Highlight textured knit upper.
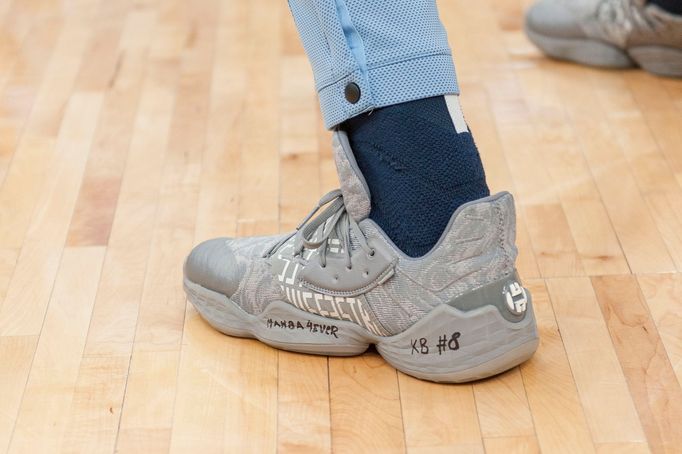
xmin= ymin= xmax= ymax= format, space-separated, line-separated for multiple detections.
xmin=528 ymin=0 xmax=682 ymax=48
xmin=184 ymin=191 xmax=518 ymax=337
xmin=183 ymin=132 xmax=516 ymax=337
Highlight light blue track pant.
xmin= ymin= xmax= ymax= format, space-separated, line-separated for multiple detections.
xmin=288 ymin=0 xmax=460 ymax=129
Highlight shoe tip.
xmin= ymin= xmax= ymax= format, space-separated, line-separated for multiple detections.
xmin=525 ymin=0 xmax=584 ymax=39
xmin=184 ymin=237 xmax=242 ymax=298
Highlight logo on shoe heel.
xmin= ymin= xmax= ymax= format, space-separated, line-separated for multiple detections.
xmin=504 ymin=281 xmax=528 ymax=316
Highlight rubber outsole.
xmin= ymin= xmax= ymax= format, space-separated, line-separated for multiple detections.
xmin=526 ymin=26 xmax=682 ymax=78
xmin=525 ymin=26 xmax=635 ymax=68
xmin=629 ymin=46 xmax=682 ymax=78
xmin=184 ymin=278 xmax=539 ymax=383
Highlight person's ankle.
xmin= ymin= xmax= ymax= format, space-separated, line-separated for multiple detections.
xmin=343 ymin=95 xmax=490 ymax=257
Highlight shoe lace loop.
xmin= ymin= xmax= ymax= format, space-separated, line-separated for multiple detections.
xmin=263 ymin=189 xmax=374 ymax=269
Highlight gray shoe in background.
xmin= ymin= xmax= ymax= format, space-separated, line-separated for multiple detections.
xmin=525 ymin=0 xmax=682 ymax=77
xmin=183 ymin=131 xmax=538 ymax=383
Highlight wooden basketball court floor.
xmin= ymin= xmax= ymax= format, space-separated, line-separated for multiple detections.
xmin=0 ymin=0 xmax=681 ymax=452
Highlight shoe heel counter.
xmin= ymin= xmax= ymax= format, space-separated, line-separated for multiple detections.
xmin=360 ymin=192 xmax=523 ymax=335
xmin=496 ymin=191 xmax=519 ymax=274
xmin=452 ymin=191 xmax=518 ymax=281
xmin=443 ymin=192 xmax=531 ymax=319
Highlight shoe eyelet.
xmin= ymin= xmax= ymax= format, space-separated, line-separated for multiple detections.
xmin=346 ymin=266 xmax=352 ymax=271
xmin=368 ymin=249 xmax=376 ymax=258
xmin=363 ymin=271 xmax=369 ymax=278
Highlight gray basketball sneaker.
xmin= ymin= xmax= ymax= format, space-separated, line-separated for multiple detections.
xmin=183 ymin=131 xmax=538 ymax=383
xmin=525 ymin=0 xmax=682 ymax=77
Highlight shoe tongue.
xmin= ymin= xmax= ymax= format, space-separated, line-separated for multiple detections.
xmin=332 ymin=130 xmax=371 ymax=222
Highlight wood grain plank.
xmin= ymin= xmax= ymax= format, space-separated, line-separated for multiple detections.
xmin=517 ymin=66 xmax=601 ymax=202
xmin=644 ymin=193 xmax=682 ymax=272
xmin=116 ymin=1 xmax=217 ymax=451
xmin=524 ymin=204 xmax=585 ymax=277
xmin=67 ymin=8 xmax=156 ymax=247
xmin=61 ymin=11 xmax=181 ymax=451
xmin=473 ymin=368 xmax=534 ymax=439
xmin=192 ymin=0 xmax=245 ymax=242
xmin=489 ymin=87 xmax=558 ymax=206
xmin=224 ymin=339 xmax=278 ymax=453
xmin=484 ymin=436 xmax=540 ymax=454
xmin=400 ymin=373 xmax=484 ymax=453
xmin=9 ymin=247 xmax=105 ymax=454
xmin=516 ymin=61 xmax=630 ymax=277
xmin=637 ymin=274 xmax=682 ymax=385
xmin=168 ymin=312 xmax=235 ymax=454
xmin=278 ymin=55 xmax=319 ymax=231
xmin=0 ymin=11 xmax=95 ymax=248
xmin=279 ymin=55 xmax=317 ymax=158
xmin=594 ymin=72 xmax=678 ymax=195
xmin=329 ymin=353 xmax=405 ymax=453
xmin=72 ymin=0 xmax=131 ymax=93
xmin=625 ymin=72 xmax=682 ymax=189
xmin=82 ymin=59 xmax=177 ymax=358
xmin=592 ymin=275 xmax=682 ymax=454
xmin=0 ymin=5 xmax=63 ymax=186
xmin=0 ymin=336 xmax=37 ymax=453
xmin=277 ymin=353 xmax=331 ymax=454
xmin=0 ymin=92 xmax=103 ymax=335
xmin=0 ymin=248 xmax=17 ymax=306
xmin=547 ymin=278 xmax=646 ymax=445
xmin=561 ymin=198 xmax=630 ymax=275
xmin=661 ymin=79 xmax=682 ymax=114
xmin=519 ymin=280 xmax=595 ymax=454
xmin=0 ymin=0 xmax=29 ymax=94
xmin=595 ymin=442 xmax=652 ymax=454
xmin=116 ymin=351 xmax=179 ymax=453
xmin=236 ymin=0 xmax=280 ymax=225
xmin=557 ymin=64 xmax=676 ymax=274
xmin=60 ymin=355 xmax=130 ymax=454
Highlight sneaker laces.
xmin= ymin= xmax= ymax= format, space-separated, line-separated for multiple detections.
xmin=596 ymin=0 xmax=663 ymax=45
xmin=263 ymin=189 xmax=375 ymax=269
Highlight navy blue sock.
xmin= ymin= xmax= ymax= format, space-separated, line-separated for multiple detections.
xmin=649 ymin=0 xmax=682 ymax=15
xmin=343 ymin=95 xmax=490 ymax=257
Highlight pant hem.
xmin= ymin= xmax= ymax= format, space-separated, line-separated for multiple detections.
xmin=318 ymin=53 xmax=460 ymax=129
